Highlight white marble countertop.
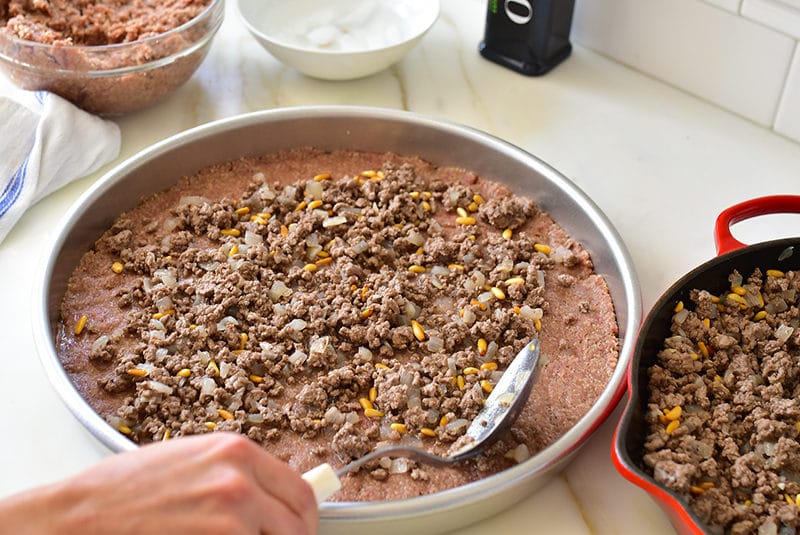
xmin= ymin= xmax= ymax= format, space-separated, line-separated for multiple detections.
xmin=3 ymin=1 xmax=800 ymax=533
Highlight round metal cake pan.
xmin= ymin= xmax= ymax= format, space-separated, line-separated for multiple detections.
xmin=33 ymin=106 xmax=642 ymax=534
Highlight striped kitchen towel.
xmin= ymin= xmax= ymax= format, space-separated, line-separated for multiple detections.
xmin=0 ymin=89 xmax=120 ymax=245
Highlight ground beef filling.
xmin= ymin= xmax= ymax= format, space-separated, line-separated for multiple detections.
xmin=644 ymin=267 xmax=800 ymax=534
xmin=1 ymin=0 xmax=211 ymax=46
xmin=59 ymin=148 xmax=619 ymax=501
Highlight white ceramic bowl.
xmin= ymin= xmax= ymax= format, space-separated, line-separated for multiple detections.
xmin=235 ymin=0 xmax=439 ymax=80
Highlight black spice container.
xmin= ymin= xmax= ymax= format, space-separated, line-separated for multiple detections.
xmin=479 ymin=0 xmax=575 ymax=76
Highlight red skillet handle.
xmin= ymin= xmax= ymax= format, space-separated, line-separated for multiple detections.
xmin=714 ymin=195 xmax=800 ymax=255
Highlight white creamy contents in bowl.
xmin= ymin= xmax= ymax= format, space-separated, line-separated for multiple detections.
xmin=269 ymin=0 xmax=416 ymax=51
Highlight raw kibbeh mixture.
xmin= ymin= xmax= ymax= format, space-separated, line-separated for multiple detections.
xmin=644 ymin=266 xmax=800 ymax=534
xmin=0 ymin=0 xmax=210 ymax=45
xmin=0 ymin=0 xmax=214 ymax=114
xmin=58 ymin=148 xmax=619 ymax=501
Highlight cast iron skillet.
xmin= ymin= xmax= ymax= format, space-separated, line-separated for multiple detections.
xmin=612 ymin=195 xmax=800 ymax=534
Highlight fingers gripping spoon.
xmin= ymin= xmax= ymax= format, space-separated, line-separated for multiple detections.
xmin=301 ymin=339 xmax=541 ymax=504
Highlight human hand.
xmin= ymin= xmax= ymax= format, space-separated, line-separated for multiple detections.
xmin=0 ymin=432 xmax=318 ymax=535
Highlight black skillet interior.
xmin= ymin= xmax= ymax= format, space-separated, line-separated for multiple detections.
xmin=616 ymin=238 xmax=800 ymax=492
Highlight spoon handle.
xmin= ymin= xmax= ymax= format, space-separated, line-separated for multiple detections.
xmin=301 ymin=463 xmax=341 ymax=504
xmin=335 ymin=444 xmax=454 ymax=477
xmin=301 ymin=446 xmax=451 ymax=505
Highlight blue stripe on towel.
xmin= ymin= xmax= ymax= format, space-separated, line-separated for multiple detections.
xmin=0 ymin=156 xmax=29 ymax=219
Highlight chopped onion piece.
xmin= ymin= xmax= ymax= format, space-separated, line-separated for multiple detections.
xmin=407 ymin=387 xmax=421 ymax=409
xmin=91 ymin=335 xmax=109 ymax=353
xmin=389 ymin=458 xmax=410 ymax=474
xmin=427 ymin=336 xmax=444 ymax=352
xmin=288 ymin=350 xmax=308 ymax=366
xmin=216 ymin=316 xmax=239 ymax=331
xmin=247 ymin=413 xmax=265 ymax=424
xmin=306 ymin=180 xmax=324 ymax=200
xmin=496 ymin=258 xmax=514 ymax=272
xmin=287 ymin=319 xmax=307 ymax=331
xmin=426 ymin=409 xmax=440 ymax=424
xmin=137 ymin=362 xmax=155 ymax=374
xmin=445 ymin=418 xmax=469 ymax=433
xmin=461 ymin=308 xmax=476 ymax=325
xmin=673 ymin=308 xmax=690 ymax=324
xmin=357 ymin=346 xmax=373 ymax=361
xmin=431 ymin=265 xmax=449 ymax=277
xmin=269 ymin=280 xmax=293 ymax=302
xmin=256 ymin=181 xmax=275 ymax=200
xmin=496 ymin=392 xmax=515 ymax=407
xmin=776 ymin=324 xmax=794 ymax=343
xmin=305 ymin=232 xmax=319 ymax=247
xmin=352 ymin=240 xmax=369 ymax=255
xmin=156 ymin=296 xmax=174 ymax=313
xmin=107 ymin=415 xmax=128 ymax=429
xmin=310 ymin=336 xmax=330 ymax=356
xmin=149 ymin=330 xmax=165 ymax=341
xmin=197 ymin=350 xmax=211 ymax=365
xmin=323 ymin=216 xmax=347 ymax=228
xmin=154 ymin=268 xmax=176 ymax=288
xmin=199 ymin=261 xmax=220 ymax=272
xmin=277 ymin=185 xmax=297 ymax=204
xmin=400 ymin=368 xmax=415 ymax=386
xmin=505 ymin=443 xmax=530 ymax=464
xmin=200 ymin=377 xmax=216 ymax=397
xmin=324 ymin=406 xmax=345 ymax=425
xmin=163 ymin=217 xmax=179 ymax=232
xmin=244 ymin=230 xmax=263 ymax=246
xmin=409 ymin=231 xmax=426 ymax=247
xmin=145 ymin=380 xmax=173 ymax=396
xmin=477 ymin=291 xmax=494 ymax=304
xmin=306 ymin=245 xmax=322 ymax=260
xmin=155 ymin=348 xmax=169 ymax=363
xmin=519 ymin=305 xmax=543 ymax=321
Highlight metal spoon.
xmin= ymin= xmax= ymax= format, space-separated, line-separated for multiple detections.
xmin=302 ymin=338 xmax=541 ymax=503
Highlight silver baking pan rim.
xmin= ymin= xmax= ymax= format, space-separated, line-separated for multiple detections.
xmin=32 ymin=106 xmax=642 ymax=534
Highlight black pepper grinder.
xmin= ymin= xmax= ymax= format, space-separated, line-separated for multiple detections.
xmin=479 ymin=0 xmax=575 ymax=76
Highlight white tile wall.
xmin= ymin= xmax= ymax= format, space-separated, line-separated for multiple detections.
xmin=572 ymin=0 xmax=800 ymax=144
xmin=705 ymin=0 xmax=742 ymax=12
xmin=775 ymin=44 xmax=800 ymax=139
xmin=742 ymin=0 xmax=800 ymax=39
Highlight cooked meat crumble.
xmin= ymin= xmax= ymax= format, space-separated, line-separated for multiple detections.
xmin=644 ymin=267 xmax=800 ymax=534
